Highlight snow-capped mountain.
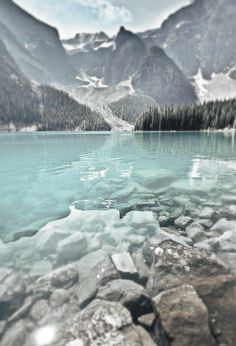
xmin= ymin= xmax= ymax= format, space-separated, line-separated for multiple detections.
xmin=64 ymin=26 xmax=198 ymax=106
xmin=62 ymin=32 xmax=114 ymax=54
xmin=139 ymin=0 xmax=236 ymax=101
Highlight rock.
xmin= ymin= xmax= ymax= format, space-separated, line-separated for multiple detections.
xmin=174 ymin=216 xmax=192 ymax=229
xmin=76 ymin=253 xmax=120 ymax=308
xmin=173 ymin=196 xmax=190 ymax=206
xmin=37 ymin=230 xmax=69 ymax=255
xmin=50 ymin=264 xmax=79 ymax=289
xmin=131 ymin=249 xmax=151 ymax=284
xmin=135 ymin=169 xmax=175 ymax=190
xmin=158 ymin=215 xmax=171 ymax=227
xmin=7 ymin=296 xmax=36 ymax=323
xmin=219 ymin=252 xmax=236 ymax=276
xmin=221 ymin=205 xmax=236 ymax=219
xmin=77 ymin=276 xmax=98 ymax=308
xmin=57 ymin=232 xmax=88 ymax=264
xmin=169 ymin=207 xmax=184 ymax=220
xmin=199 ymin=207 xmax=216 ymax=219
xmin=210 ymin=218 xmax=236 ymax=237
xmin=94 ymin=257 xmax=120 ymax=286
xmin=222 ymin=195 xmax=236 ymax=204
xmin=29 ymin=260 xmax=53 ymax=279
xmin=0 ymin=321 xmax=6 ymax=337
xmin=111 ymin=252 xmax=138 ymax=280
xmin=153 ymin=285 xmax=215 ymax=346
xmin=186 ymin=222 xmax=208 ymax=243
xmin=197 ymin=219 xmax=214 ymax=229
xmin=30 ymin=263 xmax=78 ymax=298
xmin=49 ymin=289 xmax=70 ymax=309
xmin=61 ymin=299 xmax=155 ymax=345
xmin=0 ymin=268 xmax=26 ymax=320
xmin=30 ymin=299 xmax=49 ymax=322
xmin=146 ymin=240 xmax=236 ymax=345
xmin=138 ymin=313 xmax=156 ymax=328
xmin=13 ymin=230 xmax=38 ymax=241
xmin=97 ymin=279 xmax=152 ymax=319
xmin=0 ymin=320 xmax=27 ymax=346
xmin=142 ymin=231 xmax=189 ymax=266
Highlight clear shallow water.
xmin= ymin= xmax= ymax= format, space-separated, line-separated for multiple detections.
xmin=0 ymin=131 xmax=236 ymax=241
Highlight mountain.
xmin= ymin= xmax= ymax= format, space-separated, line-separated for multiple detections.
xmin=62 ymin=32 xmax=111 ymax=54
xmin=0 ymin=38 xmax=111 ymax=131
xmin=139 ymin=0 xmax=236 ymax=101
xmin=0 ymin=0 xmax=77 ymax=84
xmin=132 ymin=46 xmax=197 ymax=106
xmin=64 ymin=26 xmax=198 ymax=107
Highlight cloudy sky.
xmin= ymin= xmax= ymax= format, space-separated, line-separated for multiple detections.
xmin=15 ymin=0 xmax=191 ymax=38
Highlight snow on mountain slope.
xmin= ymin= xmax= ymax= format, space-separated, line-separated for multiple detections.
xmin=193 ymin=69 xmax=236 ymax=102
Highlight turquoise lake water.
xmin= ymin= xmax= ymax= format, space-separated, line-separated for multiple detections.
xmin=0 ymin=131 xmax=236 ymax=242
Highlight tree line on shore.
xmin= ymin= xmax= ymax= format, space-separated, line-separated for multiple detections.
xmin=134 ymin=99 xmax=236 ymax=131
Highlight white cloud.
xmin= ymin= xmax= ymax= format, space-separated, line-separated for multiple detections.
xmin=77 ymin=0 xmax=132 ymax=23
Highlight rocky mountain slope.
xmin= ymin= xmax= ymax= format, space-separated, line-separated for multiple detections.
xmin=0 ymin=0 xmax=76 ymax=84
xmin=139 ymin=0 xmax=236 ymax=101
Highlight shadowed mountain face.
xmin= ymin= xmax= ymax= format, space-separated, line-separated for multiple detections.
xmin=103 ymin=27 xmax=146 ymax=86
xmin=0 ymin=0 xmax=77 ymax=84
xmin=140 ymin=0 xmax=236 ymax=80
xmin=132 ymin=47 xmax=197 ymax=106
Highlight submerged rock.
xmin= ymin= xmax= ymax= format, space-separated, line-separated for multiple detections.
xmin=0 ymin=268 xmax=26 ymax=320
xmin=186 ymin=222 xmax=208 ymax=243
xmin=13 ymin=230 xmax=38 ymax=242
xmin=30 ymin=263 xmax=78 ymax=299
xmin=174 ymin=216 xmax=192 ymax=229
xmin=57 ymin=232 xmax=88 ymax=264
xmin=37 ymin=230 xmax=69 ymax=255
xmin=199 ymin=207 xmax=216 ymax=220
xmin=153 ymin=285 xmax=215 ymax=346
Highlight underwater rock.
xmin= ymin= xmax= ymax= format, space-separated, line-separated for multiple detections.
xmin=57 ymin=232 xmax=88 ymax=264
xmin=174 ymin=216 xmax=192 ymax=229
xmin=0 ymin=268 xmax=26 ymax=320
xmin=199 ymin=207 xmax=216 ymax=219
xmin=186 ymin=222 xmax=208 ymax=243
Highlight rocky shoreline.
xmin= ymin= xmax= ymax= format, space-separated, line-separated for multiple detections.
xmin=0 ymin=184 xmax=236 ymax=345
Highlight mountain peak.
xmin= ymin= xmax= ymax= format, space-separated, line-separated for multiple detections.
xmin=116 ymin=26 xmax=143 ymax=49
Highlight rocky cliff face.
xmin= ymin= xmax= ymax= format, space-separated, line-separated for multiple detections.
xmin=103 ymin=27 xmax=146 ymax=86
xmin=140 ymin=0 xmax=236 ymax=80
xmin=132 ymin=46 xmax=197 ymax=106
xmin=0 ymin=0 xmax=76 ymax=84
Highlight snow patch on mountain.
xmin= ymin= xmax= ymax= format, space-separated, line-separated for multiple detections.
xmin=193 ymin=69 xmax=236 ymax=102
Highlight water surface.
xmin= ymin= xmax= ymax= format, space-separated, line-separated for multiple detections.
xmin=0 ymin=131 xmax=236 ymax=241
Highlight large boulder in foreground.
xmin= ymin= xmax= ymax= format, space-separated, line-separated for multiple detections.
xmin=153 ymin=285 xmax=215 ymax=346
xmin=53 ymin=299 xmax=156 ymax=346
xmin=0 ymin=268 xmax=26 ymax=320
xmin=147 ymin=240 xmax=236 ymax=345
